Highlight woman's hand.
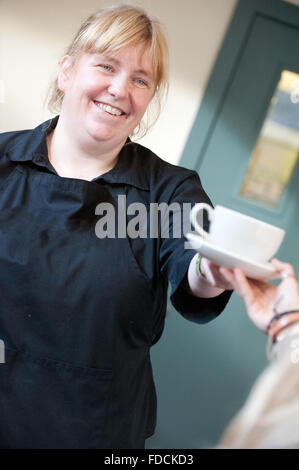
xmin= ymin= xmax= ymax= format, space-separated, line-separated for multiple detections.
xmin=201 ymin=257 xmax=236 ymax=290
xmin=219 ymin=259 xmax=299 ymax=332
xmin=187 ymin=255 xmax=234 ymax=299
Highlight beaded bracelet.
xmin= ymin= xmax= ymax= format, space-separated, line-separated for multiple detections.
xmin=266 ymin=311 xmax=299 ymax=358
xmin=266 ymin=309 xmax=299 ymax=333
xmin=195 ymin=254 xmax=206 ymax=278
xmin=266 ymin=309 xmax=299 ymax=356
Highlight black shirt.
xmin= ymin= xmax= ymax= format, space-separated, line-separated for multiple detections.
xmin=0 ymin=116 xmax=231 ymax=448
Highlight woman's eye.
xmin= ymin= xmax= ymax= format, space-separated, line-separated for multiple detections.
xmin=99 ymin=64 xmax=113 ymax=72
xmin=135 ymin=78 xmax=147 ymax=87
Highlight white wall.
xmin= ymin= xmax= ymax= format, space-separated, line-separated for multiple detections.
xmin=283 ymin=0 xmax=299 ymax=6
xmin=0 ymin=0 xmax=238 ymax=164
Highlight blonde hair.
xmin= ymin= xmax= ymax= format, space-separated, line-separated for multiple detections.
xmin=47 ymin=4 xmax=169 ymax=139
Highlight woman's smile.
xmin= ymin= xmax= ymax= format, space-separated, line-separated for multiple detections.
xmin=92 ymin=100 xmax=128 ymax=118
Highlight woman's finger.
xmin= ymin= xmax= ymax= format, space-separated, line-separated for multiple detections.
xmin=219 ymin=267 xmax=235 ymax=285
xmin=207 ymin=263 xmax=234 ymax=289
xmin=233 ymin=268 xmax=256 ymax=308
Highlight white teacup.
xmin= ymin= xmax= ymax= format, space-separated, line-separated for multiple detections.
xmin=190 ymin=204 xmax=285 ymax=263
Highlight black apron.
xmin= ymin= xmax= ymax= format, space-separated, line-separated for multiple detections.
xmin=0 ymin=162 xmax=157 ymax=448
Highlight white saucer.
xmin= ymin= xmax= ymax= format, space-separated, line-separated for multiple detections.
xmin=186 ymin=232 xmax=280 ymax=281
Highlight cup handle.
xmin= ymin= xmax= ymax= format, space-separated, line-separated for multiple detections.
xmin=190 ymin=203 xmax=214 ymax=239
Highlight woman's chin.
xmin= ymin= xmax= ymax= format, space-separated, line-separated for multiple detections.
xmin=86 ymin=122 xmax=116 ymax=143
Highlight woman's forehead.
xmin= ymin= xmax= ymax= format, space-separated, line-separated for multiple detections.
xmin=100 ymin=43 xmax=152 ymax=63
xmin=83 ymin=43 xmax=155 ymax=78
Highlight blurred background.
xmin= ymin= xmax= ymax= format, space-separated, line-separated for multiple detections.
xmin=0 ymin=0 xmax=239 ymax=164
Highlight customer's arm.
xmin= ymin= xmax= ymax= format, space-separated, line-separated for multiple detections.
xmin=218 ymin=260 xmax=299 ymax=449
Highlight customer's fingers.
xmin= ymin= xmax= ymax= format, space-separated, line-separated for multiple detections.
xmin=271 ymin=258 xmax=296 ymax=280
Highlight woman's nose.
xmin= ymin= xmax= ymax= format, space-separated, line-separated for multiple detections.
xmin=108 ymin=75 xmax=129 ymax=99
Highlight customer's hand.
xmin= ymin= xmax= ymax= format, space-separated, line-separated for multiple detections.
xmin=219 ymin=259 xmax=299 ymax=332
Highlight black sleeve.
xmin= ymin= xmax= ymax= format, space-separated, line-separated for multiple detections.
xmin=159 ymin=170 xmax=233 ymax=324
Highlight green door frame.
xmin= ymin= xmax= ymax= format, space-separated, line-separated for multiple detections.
xmin=180 ymin=0 xmax=299 ymax=171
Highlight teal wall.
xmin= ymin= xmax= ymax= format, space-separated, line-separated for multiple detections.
xmin=147 ymin=292 xmax=267 ymax=449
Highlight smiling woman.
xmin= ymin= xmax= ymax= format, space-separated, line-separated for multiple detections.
xmin=57 ymin=44 xmax=155 ymax=143
xmin=0 ymin=4 xmax=233 ymax=449
xmin=48 ymin=5 xmax=169 ymax=140
xmin=45 ymin=6 xmax=169 ymax=181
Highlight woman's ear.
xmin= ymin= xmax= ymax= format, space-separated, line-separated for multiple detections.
xmin=57 ymin=55 xmax=73 ymax=92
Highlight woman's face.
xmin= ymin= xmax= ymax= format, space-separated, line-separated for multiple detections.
xmin=58 ymin=43 xmax=156 ymax=148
